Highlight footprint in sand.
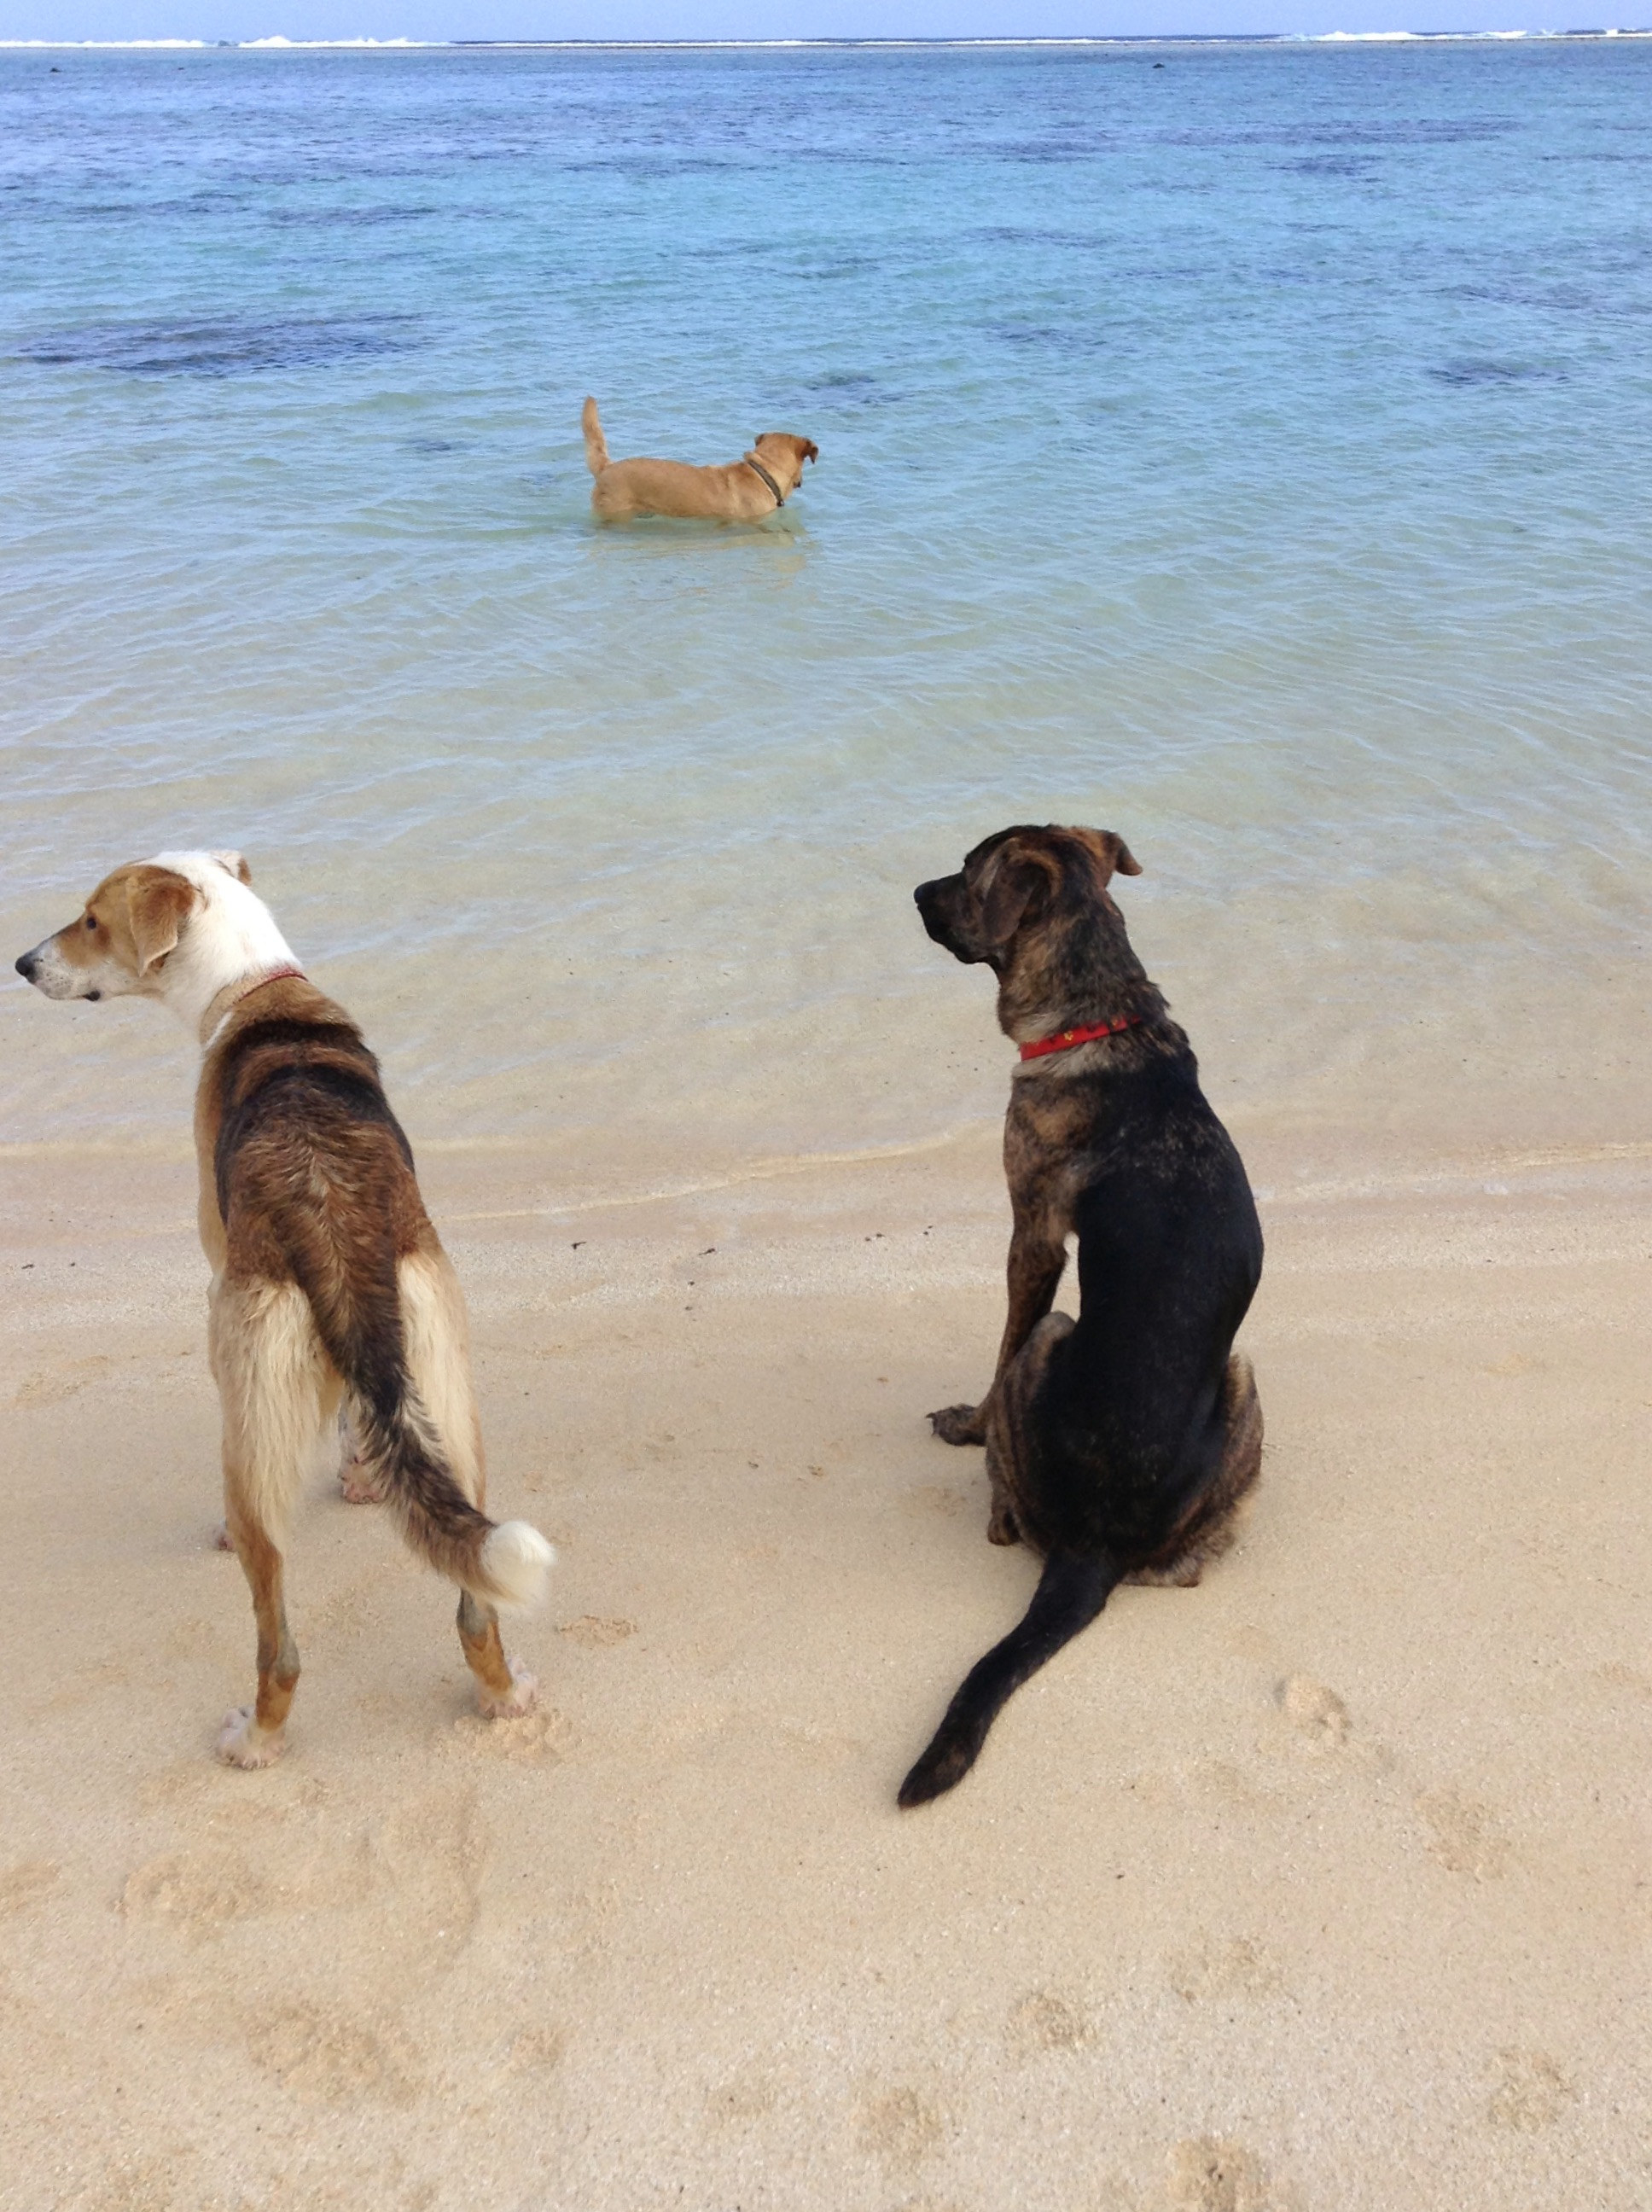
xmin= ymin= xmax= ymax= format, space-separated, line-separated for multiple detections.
xmin=245 ymin=1998 xmax=421 ymax=2104
xmin=9 ymin=1356 xmax=113 ymax=1410
xmin=557 ymin=1615 xmax=636 ymax=1648
xmin=370 ymin=1788 xmax=487 ymax=1967
xmin=1416 ymin=1787 xmax=1510 ymax=1879
xmin=1487 ymin=2048 xmax=1576 ymax=2131
xmin=0 ymin=1860 xmax=60 ymax=1916
xmin=449 ymin=1707 xmax=571 ymax=1764
xmin=908 ymin=1483 xmax=969 ymax=1518
xmin=1163 ymin=2137 xmax=1287 ymax=2212
xmin=1278 ymin=1674 xmax=1350 ymax=1748
xmin=708 ymin=2064 xmax=779 ymax=2123
xmin=1009 ymin=1988 xmax=1092 ymax=2052
xmin=122 ymin=1848 xmax=269 ymax=1933
xmin=1166 ymin=1934 xmax=1283 ymax=2004
xmin=507 ymin=2025 xmax=567 ymax=2075
xmin=858 ymin=2084 xmax=946 ymax=2170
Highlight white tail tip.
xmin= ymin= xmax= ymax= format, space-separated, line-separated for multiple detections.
xmin=481 ymin=1520 xmax=556 ymax=1612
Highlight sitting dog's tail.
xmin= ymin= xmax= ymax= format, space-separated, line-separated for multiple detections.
xmin=898 ymin=1550 xmax=1119 ymax=1807
xmin=581 ymin=395 xmax=609 ymax=477
xmin=281 ymin=1205 xmax=553 ymax=1611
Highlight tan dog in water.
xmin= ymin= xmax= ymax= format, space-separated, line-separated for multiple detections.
xmin=582 ymin=396 xmax=817 ymax=521
xmin=15 ymin=852 xmax=554 ymax=1767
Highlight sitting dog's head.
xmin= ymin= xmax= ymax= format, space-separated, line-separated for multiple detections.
xmin=15 ymin=851 xmax=290 ymax=1028
xmin=915 ymin=824 xmax=1141 ymax=971
xmin=750 ymin=433 xmax=819 ymax=493
xmin=916 ymin=825 xmax=1149 ymax=1041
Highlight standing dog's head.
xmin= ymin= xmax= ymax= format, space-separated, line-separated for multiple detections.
xmin=748 ymin=433 xmax=819 ymax=496
xmin=15 ymin=851 xmax=293 ymax=1030
xmin=915 ymin=824 xmax=1149 ymax=1039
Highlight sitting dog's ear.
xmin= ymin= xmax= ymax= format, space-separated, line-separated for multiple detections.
xmin=802 ymin=440 xmax=818 ymax=464
xmin=125 ymin=868 xmax=199 ymax=975
xmin=1090 ymin=830 xmax=1142 ymax=884
xmin=210 ymin=851 xmax=253 ymax=886
xmin=980 ymin=841 xmax=1059 ymax=950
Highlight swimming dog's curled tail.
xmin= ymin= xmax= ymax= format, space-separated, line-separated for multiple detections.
xmin=581 ymin=395 xmax=609 ymax=477
xmin=279 ymin=1198 xmax=552 ymax=1610
xmin=898 ymin=1550 xmax=1118 ymax=1807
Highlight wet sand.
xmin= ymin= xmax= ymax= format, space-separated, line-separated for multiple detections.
xmin=2 ymin=1126 xmax=1648 ymax=2211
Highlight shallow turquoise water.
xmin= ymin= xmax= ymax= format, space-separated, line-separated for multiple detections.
xmin=3 ymin=43 xmax=1649 ymax=1173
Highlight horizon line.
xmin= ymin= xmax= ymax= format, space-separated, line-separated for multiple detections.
xmin=6 ymin=26 xmax=1652 ymax=45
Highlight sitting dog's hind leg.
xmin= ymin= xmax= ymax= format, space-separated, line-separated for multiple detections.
xmin=212 ymin=1283 xmax=326 ymax=1767
xmin=1122 ymin=1352 xmax=1264 ymax=1587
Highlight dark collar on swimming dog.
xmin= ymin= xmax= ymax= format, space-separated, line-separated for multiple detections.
xmin=743 ymin=455 xmax=786 ymax=508
xmin=1019 ymin=1013 xmax=1142 ymax=1062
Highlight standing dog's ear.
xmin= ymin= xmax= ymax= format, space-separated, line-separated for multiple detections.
xmin=210 ymin=851 xmax=253 ymax=886
xmin=125 ymin=868 xmax=198 ymax=975
xmin=980 ymin=841 xmax=1061 ymax=950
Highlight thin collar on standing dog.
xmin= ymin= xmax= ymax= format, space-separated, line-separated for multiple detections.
xmin=202 ymin=964 xmax=308 ymax=1051
xmin=743 ymin=455 xmax=786 ymax=508
xmin=245 ymin=964 xmax=306 ymax=994
xmin=1019 ymin=1013 xmax=1142 ymax=1062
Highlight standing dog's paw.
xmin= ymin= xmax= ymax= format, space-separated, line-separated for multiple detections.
xmin=215 ymin=1707 xmax=285 ymax=1769
xmin=339 ymin=1464 xmax=388 ymax=1505
xmin=929 ymin=1402 xmax=986 ymax=1447
xmin=477 ymin=1661 xmax=538 ymax=1721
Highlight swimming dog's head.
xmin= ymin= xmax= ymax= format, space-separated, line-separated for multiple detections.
xmin=15 ymin=851 xmax=295 ymax=1032
xmin=749 ymin=433 xmax=818 ymax=495
xmin=915 ymin=825 xmax=1148 ymax=1043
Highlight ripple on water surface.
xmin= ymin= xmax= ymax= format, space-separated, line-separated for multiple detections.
xmin=1 ymin=41 xmax=1648 ymax=1173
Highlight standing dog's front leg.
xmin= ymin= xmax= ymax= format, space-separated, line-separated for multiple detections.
xmin=930 ymin=1213 xmax=1067 ymax=1446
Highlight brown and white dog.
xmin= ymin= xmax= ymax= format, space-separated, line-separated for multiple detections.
xmin=15 ymin=852 xmax=554 ymax=1767
xmin=582 ymin=396 xmax=817 ymax=522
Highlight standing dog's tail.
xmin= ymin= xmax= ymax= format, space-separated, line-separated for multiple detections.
xmin=278 ymin=1195 xmax=552 ymax=1610
xmin=581 ymin=395 xmax=609 ymax=478
xmin=898 ymin=1550 xmax=1118 ymax=1807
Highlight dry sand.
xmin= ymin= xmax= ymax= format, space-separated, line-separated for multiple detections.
xmin=2 ymin=1123 xmax=1649 ymax=2211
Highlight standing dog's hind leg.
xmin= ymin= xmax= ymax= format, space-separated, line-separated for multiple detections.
xmin=218 ymin=1510 xmax=300 ymax=1767
xmin=212 ymin=1283 xmax=323 ymax=1767
xmin=457 ymin=1589 xmax=537 ymax=1719
xmin=398 ymin=1249 xmax=539 ymax=1720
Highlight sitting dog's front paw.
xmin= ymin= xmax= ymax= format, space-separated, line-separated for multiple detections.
xmin=339 ymin=1464 xmax=388 ymax=1505
xmin=929 ymin=1402 xmax=986 ymax=1447
xmin=477 ymin=1660 xmax=538 ymax=1720
xmin=215 ymin=1706 xmax=285 ymax=1769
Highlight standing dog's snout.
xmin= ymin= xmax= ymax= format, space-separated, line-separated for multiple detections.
xmin=15 ymin=949 xmax=39 ymax=984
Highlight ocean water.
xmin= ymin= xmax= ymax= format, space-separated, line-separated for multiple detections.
xmin=3 ymin=41 xmax=1649 ymax=1186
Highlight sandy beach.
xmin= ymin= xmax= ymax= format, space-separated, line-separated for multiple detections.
xmin=6 ymin=38 xmax=1651 ymax=2209
xmin=3 ymin=1121 xmax=1647 ymax=2211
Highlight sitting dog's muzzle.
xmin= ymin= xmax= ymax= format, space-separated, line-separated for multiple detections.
xmin=914 ymin=875 xmax=980 ymax=963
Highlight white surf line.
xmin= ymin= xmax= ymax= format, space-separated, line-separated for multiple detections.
xmin=438 ymin=1126 xmax=989 ymax=1225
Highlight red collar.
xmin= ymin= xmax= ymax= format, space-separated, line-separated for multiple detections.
xmin=248 ymin=964 xmax=306 ymax=992
xmin=1019 ymin=1013 xmax=1142 ymax=1062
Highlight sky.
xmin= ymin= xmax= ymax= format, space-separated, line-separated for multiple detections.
xmin=2 ymin=2 xmax=1619 ymax=44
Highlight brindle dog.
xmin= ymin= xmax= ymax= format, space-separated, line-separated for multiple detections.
xmin=900 ymin=824 xmax=1264 ymax=1807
